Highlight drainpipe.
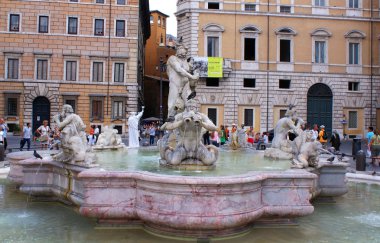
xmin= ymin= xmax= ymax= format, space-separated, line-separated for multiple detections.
xmin=106 ymin=0 xmax=112 ymax=117
xmin=266 ymin=0 xmax=270 ymax=132
xmin=370 ymin=0 xmax=373 ymax=126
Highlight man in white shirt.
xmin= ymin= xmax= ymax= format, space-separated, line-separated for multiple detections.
xmin=0 ymin=118 xmax=9 ymax=150
xmin=20 ymin=123 xmax=32 ymax=151
xmin=311 ymin=124 xmax=319 ymax=141
xmin=94 ymin=125 xmax=100 ymax=144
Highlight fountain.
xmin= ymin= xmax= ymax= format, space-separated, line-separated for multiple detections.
xmin=92 ymin=126 xmax=126 ymax=150
xmin=5 ymin=47 xmax=350 ymax=239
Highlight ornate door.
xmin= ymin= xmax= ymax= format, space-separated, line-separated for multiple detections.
xmin=307 ymin=83 xmax=333 ymax=135
xmin=32 ymin=96 xmax=50 ymax=132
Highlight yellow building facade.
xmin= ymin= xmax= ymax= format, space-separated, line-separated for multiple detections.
xmin=0 ymin=0 xmax=149 ymax=134
xmin=177 ymin=0 xmax=380 ymax=137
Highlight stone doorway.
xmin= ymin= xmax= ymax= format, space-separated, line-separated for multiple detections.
xmin=32 ymin=96 xmax=51 ymax=132
xmin=307 ymin=83 xmax=333 ymax=135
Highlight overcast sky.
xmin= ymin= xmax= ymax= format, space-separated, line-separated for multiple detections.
xmin=149 ymin=0 xmax=177 ymax=36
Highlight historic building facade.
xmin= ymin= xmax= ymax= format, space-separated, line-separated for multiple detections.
xmin=143 ymin=10 xmax=175 ymax=120
xmin=176 ymin=0 xmax=380 ymax=137
xmin=0 ymin=0 xmax=150 ymax=134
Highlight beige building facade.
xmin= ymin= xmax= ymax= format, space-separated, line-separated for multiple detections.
xmin=176 ymin=0 xmax=380 ymax=137
xmin=0 ymin=0 xmax=149 ymax=134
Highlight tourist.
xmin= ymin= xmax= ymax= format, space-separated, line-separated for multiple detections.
xmin=20 ymin=123 xmax=32 ymax=151
xmin=0 ymin=126 xmax=4 ymax=145
xmin=318 ymin=125 xmax=328 ymax=148
xmin=224 ymin=126 xmax=229 ymax=141
xmin=254 ymin=132 xmax=261 ymax=143
xmin=219 ymin=125 xmax=227 ymax=145
xmin=149 ymin=124 xmax=156 ymax=145
xmin=94 ymin=125 xmax=100 ymax=144
xmin=369 ymin=129 xmax=380 ymax=160
xmin=50 ymin=126 xmax=61 ymax=150
xmin=311 ymin=124 xmax=319 ymax=141
xmin=246 ymin=126 xmax=255 ymax=144
xmin=203 ymin=130 xmax=210 ymax=145
xmin=37 ymin=120 xmax=51 ymax=149
xmin=330 ymin=130 xmax=341 ymax=152
xmin=263 ymin=132 xmax=269 ymax=144
xmin=210 ymin=130 xmax=220 ymax=147
xmin=0 ymin=118 xmax=9 ymax=150
xmin=88 ymin=125 xmax=95 ymax=146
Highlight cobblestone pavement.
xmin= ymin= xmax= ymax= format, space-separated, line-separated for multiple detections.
xmin=4 ymin=135 xmax=379 ymax=172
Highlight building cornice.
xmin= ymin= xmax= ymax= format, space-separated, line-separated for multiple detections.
xmin=176 ymin=9 xmax=380 ymax=22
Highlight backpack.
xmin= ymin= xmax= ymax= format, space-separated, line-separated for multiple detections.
xmin=322 ymin=131 xmax=328 ymax=140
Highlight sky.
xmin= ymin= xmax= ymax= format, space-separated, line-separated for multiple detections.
xmin=149 ymin=0 xmax=177 ymax=36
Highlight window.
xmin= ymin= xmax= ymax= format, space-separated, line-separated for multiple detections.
xmin=9 ymin=14 xmax=20 ymax=32
xmin=7 ymin=98 xmax=18 ymax=116
xmin=38 ymin=16 xmax=49 ymax=33
xmin=206 ymin=78 xmax=219 ymax=87
xmin=70 ymin=0 xmax=79 ymax=2
xmin=117 ymin=0 xmax=126 ymax=5
xmin=208 ymin=2 xmax=220 ymax=9
xmin=68 ymin=17 xmax=78 ymax=34
xmin=348 ymin=82 xmax=359 ymax=91
xmin=7 ymin=59 xmax=19 ymax=79
xmin=349 ymin=0 xmax=359 ymax=8
xmin=280 ymin=109 xmax=287 ymax=119
xmin=160 ymin=34 xmax=164 ymax=44
xmin=91 ymin=99 xmax=103 ymax=120
xmin=280 ymin=39 xmax=291 ymax=62
xmin=280 ymin=6 xmax=291 ymax=13
xmin=112 ymin=100 xmax=124 ymax=119
xmin=92 ymin=62 xmax=104 ymax=82
xmin=315 ymin=0 xmax=325 ymax=6
xmin=315 ymin=41 xmax=326 ymax=64
xmin=64 ymin=99 xmax=77 ymax=113
xmin=116 ymin=20 xmax=125 ymax=37
xmin=114 ymin=63 xmax=124 ymax=82
xmin=243 ymin=78 xmax=256 ymax=88
xmin=279 ymin=79 xmax=291 ymax=89
xmin=349 ymin=43 xmax=359 ymax=65
xmin=96 ymin=0 xmax=105 ymax=3
xmin=94 ymin=19 xmax=104 ymax=36
xmin=244 ymin=109 xmax=254 ymax=127
xmin=244 ymin=38 xmax=256 ymax=61
xmin=114 ymin=125 xmax=122 ymax=134
xmin=150 ymin=15 xmax=154 ymax=24
xmin=245 ymin=4 xmax=256 ymax=11
xmin=348 ymin=111 xmax=358 ymax=128
xmin=36 ymin=59 xmax=48 ymax=80
xmin=163 ymin=18 xmax=166 ymax=28
xmin=66 ymin=61 xmax=77 ymax=81
xmin=158 ymin=16 xmax=161 ymax=26
xmin=208 ymin=108 xmax=217 ymax=125
xmin=207 ymin=36 xmax=219 ymax=57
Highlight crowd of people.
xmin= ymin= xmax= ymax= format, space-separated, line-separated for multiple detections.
xmin=202 ymin=124 xmax=270 ymax=149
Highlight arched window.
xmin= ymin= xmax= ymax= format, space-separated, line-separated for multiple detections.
xmin=202 ymin=23 xmax=225 ymax=57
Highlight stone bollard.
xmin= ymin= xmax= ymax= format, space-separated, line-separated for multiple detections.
xmin=356 ymin=150 xmax=366 ymax=171
xmin=0 ymin=144 xmax=4 ymax=162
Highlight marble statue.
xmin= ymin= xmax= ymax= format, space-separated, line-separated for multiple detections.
xmin=128 ymin=107 xmax=144 ymax=148
xmin=237 ymin=124 xmax=248 ymax=148
xmin=265 ymin=105 xmax=322 ymax=168
xmin=230 ymin=125 xmax=239 ymax=150
xmin=52 ymin=104 xmax=93 ymax=164
xmin=158 ymin=99 xmax=219 ymax=167
xmin=166 ymin=39 xmax=199 ymax=120
xmin=93 ymin=126 xmax=125 ymax=150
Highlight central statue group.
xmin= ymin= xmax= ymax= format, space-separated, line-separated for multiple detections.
xmin=158 ymin=40 xmax=219 ymax=168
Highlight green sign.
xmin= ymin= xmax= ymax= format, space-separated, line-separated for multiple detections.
xmin=207 ymin=57 xmax=223 ymax=78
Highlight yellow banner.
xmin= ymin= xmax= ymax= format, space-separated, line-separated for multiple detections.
xmin=207 ymin=57 xmax=223 ymax=78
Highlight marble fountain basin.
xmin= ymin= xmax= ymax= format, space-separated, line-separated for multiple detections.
xmin=6 ymin=149 xmax=348 ymax=238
